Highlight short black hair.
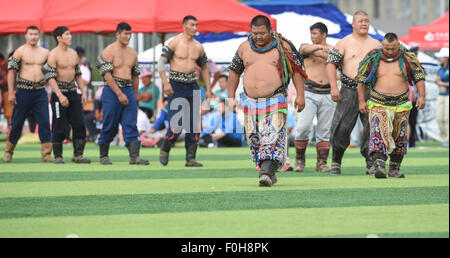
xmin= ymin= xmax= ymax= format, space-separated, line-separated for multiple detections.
xmin=53 ymin=26 xmax=69 ymax=43
xmin=116 ymin=22 xmax=132 ymax=33
xmin=183 ymin=15 xmax=197 ymax=25
xmin=250 ymin=15 xmax=272 ymax=31
xmin=310 ymin=22 xmax=328 ymax=35
xmin=218 ymin=74 xmax=228 ymax=80
xmin=383 ymin=32 xmax=398 ymax=43
xmin=26 ymin=25 xmax=39 ymax=33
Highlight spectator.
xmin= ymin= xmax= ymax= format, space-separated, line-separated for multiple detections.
xmin=408 ymin=47 xmax=420 ymax=148
xmin=0 ymin=52 xmax=13 ymax=127
xmin=435 ymin=47 xmax=449 ymax=147
xmin=137 ymin=70 xmax=159 ymax=119
xmin=200 ymin=100 xmax=243 ymax=147
xmin=141 ymin=98 xmax=170 ymax=147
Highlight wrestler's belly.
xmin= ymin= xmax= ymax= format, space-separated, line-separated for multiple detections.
xmin=19 ymin=65 xmax=45 ymax=82
xmin=305 ymin=64 xmax=329 ymax=84
xmin=243 ymin=65 xmax=282 ymax=98
xmin=170 ymin=60 xmax=196 ymax=74
xmin=374 ymin=77 xmax=409 ymax=95
xmin=56 ymin=69 xmax=76 ymax=83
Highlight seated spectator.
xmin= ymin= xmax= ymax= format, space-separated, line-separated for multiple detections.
xmin=137 ymin=70 xmax=159 ymax=119
xmin=200 ymin=100 xmax=244 ymax=147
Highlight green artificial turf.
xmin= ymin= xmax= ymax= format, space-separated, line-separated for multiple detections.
xmin=0 ymin=142 xmax=448 ymax=238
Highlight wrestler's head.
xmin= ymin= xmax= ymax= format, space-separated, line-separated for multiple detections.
xmin=53 ymin=26 xmax=71 ymax=46
xmin=116 ymin=22 xmax=132 ymax=46
xmin=310 ymin=22 xmax=328 ymax=45
xmin=183 ymin=15 xmax=198 ymax=37
xmin=250 ymin=15 xmax=273 ymax=48
xmin=25 ymin=25 xmax=40 ymax=46
xmin=352 ymin=10 xmax=370 ymax=35
xmin=382 ymin=33 xmax=400 ymax=58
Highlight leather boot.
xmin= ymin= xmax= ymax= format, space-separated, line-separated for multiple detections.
xmin=40 ymin=142 xmax=54 ymax=162
xmin=185 ymin=143 xmax=203 ymax=167
xmin=294 ymin=140 xmax=308 ymax=172
xmin=159 ymin=138 xmax=172 ymax=166
xmin=128 ymin=141 xmax=149 ymax=165
xmin=259 ymin=160 xmax=279 ymax=187
xmin=53 ymin=142 xmax=64 ymax=164
xmin=371 ymin=153 xmax=388 ymax=179
xmin=72 ymin=138 xmax=91 ymax=163
xmin=99 ymin=144 xmax=112 ymax=165
xmin=330 ymin=162 xmax=341 ymax=175
xmin=315 ymin=142 xmax=331 ymax=172
xmin=3 ymin=141 xmax=16 ymax=163
xmin=388 ymin=154 xmax=405 ymax=178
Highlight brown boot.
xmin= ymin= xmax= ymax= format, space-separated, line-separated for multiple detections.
xmin=40 ymin=142 xmax=55 ymax=162
xmin=294 ymin=140 xmax=308 ymax=172
xmin=3 ymin=141 xmax=16 ymax=163
xmin=316 ymin=142 xmax=331 ymax=172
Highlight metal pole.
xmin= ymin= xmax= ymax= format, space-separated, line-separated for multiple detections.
xmin=152 ymin=31 xmax=157 ymax=120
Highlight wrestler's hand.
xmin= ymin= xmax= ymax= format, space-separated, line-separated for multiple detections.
xmin=227 ymin=98 xmax=237 ymax=113
xmin=118 ymin=92 xmax=129 ymax=106
xmin=416 ymin=96 xmax=426 ymax=110
xmin=81 ymin=93 xmax=87 ymax=106
xmin=294 ymin=95 xmax=305 ymax=112
xmin=8 ymin=92 xmax=16 ymax=105
xmin=359 ymin=101 xmax=368 ymax=114
xmin=164 ymin=83 xmax=174 ymax=96
xmin=331 ymin=87 xmax=342 ymax=102
xmin=204 ymin=89 xmax=211 ymax=100
xmin=58 ymin=94 xmax=69 ymax=107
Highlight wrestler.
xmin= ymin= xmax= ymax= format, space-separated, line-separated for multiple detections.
xmin=326 ymin=11 xmax=381 ymax=175
xmin=97 ymin=22 xmax=149 ymax=165
xmin=3 ymin=25 xmax=53 ymax=163
xmin=228 ymin=15 xmax=307 ymax=187
xmin=357 ymin=33 xmax=426 ymax=178
xmin=158 ymin=15 xmax=211 ymax=167
xmin=294 ymin=22 xmax=334 ymax=173
xmin=42 ymin=26 xmax=90 ymax=164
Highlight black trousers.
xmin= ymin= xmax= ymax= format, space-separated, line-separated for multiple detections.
xmin=51 ymin=91 xmax=86 ymax=143
xmin=330 ymin=86 xmax=370 ymax=165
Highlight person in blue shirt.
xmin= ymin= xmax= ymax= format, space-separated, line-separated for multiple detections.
xmin=137 ymin=70 xmax=159 ymax=119
xmin=201 ymin=100 xmax=243 ymax=147
xmin=435 ymin=47 xmax=449 ymax=147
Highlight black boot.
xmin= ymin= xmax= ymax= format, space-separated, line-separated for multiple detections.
xmin=53 ymin=142 xmax=64 ymax=164
xmin=72 ymin=139 xmax=91 ymax=163
xmin=371 ymin=153 xmax=387 ymax=179
xmin=259 ymin=160 xmax=279 ymax=187
xmin=128 ymin=141 xmax=149 ymax=165
xmin=185 ymin=144 xmax=203 ymax=167
xmin=99 ymin=144 xmax=112 ymax=165
xmin=388 ymin=154 xmax=405 ymax=178
xmin=159 ymin=138 xmax=172 ymax=166
xmin=330 ymin=149 xmax=344 ymax=175
xmin=365 ymin=158 xmax=374 ymax=175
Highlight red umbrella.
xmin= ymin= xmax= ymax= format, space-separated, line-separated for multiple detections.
xmin=0 ymin=0 xmax=45 ymax=34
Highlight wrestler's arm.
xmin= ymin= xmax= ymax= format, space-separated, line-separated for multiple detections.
xmin=7 ymin=50 xmax=21 ymax=104
xmin=415 ymin=80 xmax=426 ymax=110
xmin=46 ymin=52 xmax=69 ymax=107
xmin=159 ymin=40 xmax=177 ymax=96
xmin=75 ymin=72 xmax=87 ymax=105
xmin=199 ymin=47 xmax=211 ymax=99
xmin=300 ymin=44 xmax=329 ymax=59
xmin=132 ymin=53 xmax=139 ymax=96
xmin=101 ymin=49 xmax=129 ymax=105
xmin=327 ymin=40 xmax=345 ymax=102
xmin=357 ymin=82 xmax=368 ymax=114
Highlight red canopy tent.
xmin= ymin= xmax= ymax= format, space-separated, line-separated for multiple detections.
xmin=0 ymin=0 xmax=45 ymax=34
xmin=0 ymin=0 xmax=276 ymax=34
xmin=400 ymin=12 xmax=449 ymax=51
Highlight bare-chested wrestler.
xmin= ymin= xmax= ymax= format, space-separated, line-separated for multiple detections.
xmin=228 ymin=15 xmax=308 ymax=187
xmin=294 ymin=22 xmax=334 ymax=173
xmin=42 ymin=26 xmax=90 ymax=164
xmin=357 ymin=33 xmax=426 ymax=178
xmin=96 ymin=22 xmax=149 ymax=165
xmin=326 ymin=11 xmax=381 ymax=175
xmin=158 ymin=15 xmax=212 ymax=167
xmin=3 ymin=26 xmax=53 ymax=163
